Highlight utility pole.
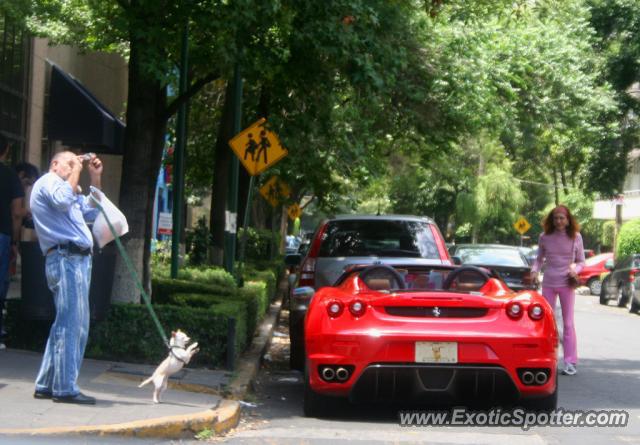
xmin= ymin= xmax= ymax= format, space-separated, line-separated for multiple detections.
xmin=171 ymin=23 xmax=189 ymax=278
xmin=223 ymin=64 xmax=242 ymax=277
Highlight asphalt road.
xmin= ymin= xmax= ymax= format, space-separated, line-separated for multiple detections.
xmin=220 ymin=288 xmax=640 ymax=445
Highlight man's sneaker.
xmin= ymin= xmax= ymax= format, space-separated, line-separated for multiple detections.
xmin=0 ymin=343 xmax=6 ymax=350
xmin=562 ymin=363 xmax=577 ymax=376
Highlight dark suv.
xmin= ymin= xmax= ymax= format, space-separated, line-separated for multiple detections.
xmin=286 ymin=215 xmax=452 ymax=369
xmin=600 ymin=254 xmax=640 ymax=308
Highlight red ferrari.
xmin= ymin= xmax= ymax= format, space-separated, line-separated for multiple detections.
xmin=303 ymin=264 xmax=558 ymax=416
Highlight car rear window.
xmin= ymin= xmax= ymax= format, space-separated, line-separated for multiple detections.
xmin=318 ymin=220 xmax=440 ymax=259
xmin=457 ymin=247 xmax=527 ymax=267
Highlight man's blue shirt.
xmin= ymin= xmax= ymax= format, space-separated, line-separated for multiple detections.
xmin=30 ymin=172 xmax=99 ymax=254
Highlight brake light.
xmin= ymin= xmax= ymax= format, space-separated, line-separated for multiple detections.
xmin=528 ymin=303 xmax=544 ymax=320
xmin=506 ymin=301 xmax=524 ymax=319
xmin=298 ymin=258 xmax=316 ymax=287
xmin=298 ymin=222 xmax=328 ymax=287
xmin=349 ymin=299 xmax=366 ymax=317
xmin=629 ymin=268 xmax=639 ymax=283
xmin=327 ymin=300 xmax=344 ymax=318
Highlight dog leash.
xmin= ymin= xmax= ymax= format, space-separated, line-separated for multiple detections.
xmin=90 ymin=195 xmax=171 ymax=349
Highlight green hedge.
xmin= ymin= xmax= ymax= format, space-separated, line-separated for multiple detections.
xmin=152 ymin=277 xmax=236 ymax=304
xmin=602 ymin=220 xmax=616 ymax=249
xmin=5 ymin=261 xmax=280 ymax=367
xmin=617 ymin=219 xmax=640 ymax=258
xmin=3 ymin=300 xmax=244 ymax=367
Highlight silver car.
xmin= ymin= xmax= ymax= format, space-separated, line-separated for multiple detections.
xmin=286 ymin=215 xmax=452 ymax=369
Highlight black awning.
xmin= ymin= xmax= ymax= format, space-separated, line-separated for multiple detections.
xmin=48 ymin=64 xmax=125 ymax=154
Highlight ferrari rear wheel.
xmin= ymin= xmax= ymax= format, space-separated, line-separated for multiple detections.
xmin=522 ymin=375 xmax=558 ymax=412
xmin=303 ymin=364 xmax=333 ymax=417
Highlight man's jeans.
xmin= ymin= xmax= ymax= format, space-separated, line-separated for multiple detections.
xmin=0 ymin=233 xmax=11 ymax=338
xmin=35 ymin=250 xmax=92 ymax=396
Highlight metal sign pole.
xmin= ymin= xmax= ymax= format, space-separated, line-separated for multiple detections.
xmin=224 ymin=64 xmax=243 ymax=278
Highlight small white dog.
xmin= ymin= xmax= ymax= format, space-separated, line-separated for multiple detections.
xmin=138 ymin=330 xmax=199 ymax=403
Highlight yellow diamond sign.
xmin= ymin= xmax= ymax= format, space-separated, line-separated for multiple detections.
xmin=514 ymin=216 xmax=531 ymax=235
xmin=287 ymin=203 xmax=301 ymax=221
xmin=259 ymin=176 xmax=290 ymax=208
xmin=229 ymin=118 xmax=288 ymax=176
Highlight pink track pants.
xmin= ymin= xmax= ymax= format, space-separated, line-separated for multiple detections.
xmin=542 ymin=286 xmax=577 ymax=365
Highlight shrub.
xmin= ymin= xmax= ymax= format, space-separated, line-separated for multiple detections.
xmin=4 ymin=300 xmax=246 ymax=367
xmin=617 ymin=219 xmax=640 ymax=258
xmin=152 ymin=278 xmax=236 ymax=304
xmin=238 ymin=227 xmax=280 ymax=261
xmin=601 ymin=220 xmax=616 ymax=250
xmin=177 ymin=267 xmax=236 ymax=288
xmin=237 ymin=281 xmax=269 ymax=340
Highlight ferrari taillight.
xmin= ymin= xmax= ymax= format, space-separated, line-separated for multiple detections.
xmin=528 ymin=303 xmax=544 ymax=320
xmin=327 ymin=300 xmax=344 ymax=318
xmin=506 ymin=301 xmax=524 ymax=320
xmin=629 ymin=268 xmax=639 ymax=283
xmin=349 ymin=300 xmax=366 ymax=317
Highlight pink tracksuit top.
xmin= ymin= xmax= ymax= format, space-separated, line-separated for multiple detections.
xmin=531 ymin=231 xmax=585 ymax=288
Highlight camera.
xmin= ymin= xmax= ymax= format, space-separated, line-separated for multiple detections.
xmin=81 ymin=152 xmax=95 ymax=162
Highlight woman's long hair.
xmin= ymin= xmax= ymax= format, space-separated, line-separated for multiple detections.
xmin=542 ymin=205 xmax=580 ymax=239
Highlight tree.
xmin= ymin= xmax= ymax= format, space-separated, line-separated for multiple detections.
xmin=13 ymin=0 xmax=293 ymax=300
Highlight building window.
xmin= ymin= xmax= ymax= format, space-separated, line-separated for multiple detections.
xmin=0 ymin=13 xmax=30 ymax=160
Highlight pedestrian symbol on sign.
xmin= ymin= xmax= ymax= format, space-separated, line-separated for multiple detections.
xmin=513 ymin=216 xmax=531 ymax=235
xmin=229 ymin=118 xmax=288 ymax=176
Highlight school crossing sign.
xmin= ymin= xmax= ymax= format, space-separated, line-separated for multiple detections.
xmin=514 ymin=216 xmax=531 ymax=235
xmin=259 ymin=176 xmax=290 ymax=208
xmin=229 ymin=118 xmax=288 ymax=176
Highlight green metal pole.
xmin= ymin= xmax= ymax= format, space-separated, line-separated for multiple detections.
xmin=171 ymin=23 xmax=189 ymax=279
xmin=224 ymin=64 xmax=242 ymax=278
xmin=237 ymin=175 xmax=256 ymax=287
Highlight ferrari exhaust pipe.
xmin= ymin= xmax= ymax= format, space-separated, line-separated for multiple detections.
xmin=321 ymin=367 xmax=336 ymax=381
xmin=535 ymin=371 xmax=548 ymax=385
xmin=522 ymin=371 xmax=535 ymax=385
xmin=336 ymin=367 xmax=350 ymax=382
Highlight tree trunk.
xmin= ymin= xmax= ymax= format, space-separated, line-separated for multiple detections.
xmin=560 ymin=164 xmax=569 ymax=196
xmin=209 ymin=79 xmax=235 ymax=266
xmin=111 ymin=38 xmax=167 ymax=303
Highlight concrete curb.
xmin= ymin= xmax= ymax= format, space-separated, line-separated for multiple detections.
xmin=0 ymin=399 xmax=240 ymax=439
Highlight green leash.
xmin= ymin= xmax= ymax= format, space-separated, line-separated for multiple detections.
xmin=90 ymin=194 xmax=170 ymax=349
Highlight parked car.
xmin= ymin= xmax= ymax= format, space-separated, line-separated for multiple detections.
xmin=577 ymin=252 xmax=614 ymax=296
xmin=600 ymin=254 xmax=640 ymax=308
xmin=629 ymin=274 xmax=640 ymax=314
xmin=303 ymin=263 xmax=558 ymax=416
xmin=449 ymin=244 xmax=536 ymax=291
xmin=286 ymin=215 xmax=452 ymax=370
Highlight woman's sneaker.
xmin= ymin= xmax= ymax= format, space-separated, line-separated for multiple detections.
xmin=562 ymin=363 xmax=577 ymax=376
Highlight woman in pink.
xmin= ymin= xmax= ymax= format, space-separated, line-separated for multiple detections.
xmin=531 ymin=205 xmax=585 ymax=376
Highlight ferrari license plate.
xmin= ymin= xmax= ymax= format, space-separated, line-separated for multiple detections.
xmin=415 ymin=342 xmax=458 ymax=363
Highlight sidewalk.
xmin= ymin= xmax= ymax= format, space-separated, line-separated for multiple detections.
xmin=0 ymin=297 xmax=282 ymax=439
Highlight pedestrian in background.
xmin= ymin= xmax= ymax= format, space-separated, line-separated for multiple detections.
xmin=531 ymin=204 xmax=585 ymax=376
xmin=0 ymin=134 xmax=25 ymax=350
xmin=15 ymin=162 xmax=40 ymax=231
xmin=30 ymin=150 xmax=102 ymax=404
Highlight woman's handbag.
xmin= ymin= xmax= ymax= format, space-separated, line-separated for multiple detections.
xmin=567 ymin=274 xmax=580 ymax=289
